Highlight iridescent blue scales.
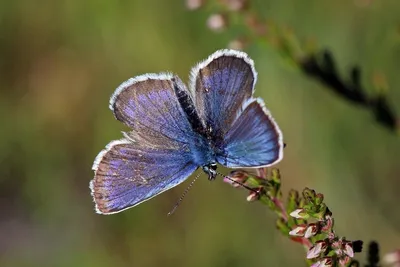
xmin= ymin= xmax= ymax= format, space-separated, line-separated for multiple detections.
xmin=90 ymin=49 xmax=284 ymax=214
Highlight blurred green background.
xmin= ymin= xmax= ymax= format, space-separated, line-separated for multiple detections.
xmin=1 ymin=0 xmax=400 ymax=266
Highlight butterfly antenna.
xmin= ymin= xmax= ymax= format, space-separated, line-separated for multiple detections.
xmin=215 ymin=171 xmax=259 ymax=193
xmin=167 ymin=172 xmax=201 ymax=216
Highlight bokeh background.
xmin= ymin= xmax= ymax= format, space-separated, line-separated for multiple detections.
xmin=1 ymin=0 xmax=400 ymax=266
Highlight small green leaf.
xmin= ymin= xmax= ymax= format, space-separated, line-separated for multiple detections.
xmin=276 ymin=217 xmax=291 ymax=235
xmin=315 ymin=193 xmax=324 ymax=205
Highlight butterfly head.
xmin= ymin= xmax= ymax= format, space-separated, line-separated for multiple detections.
xmin=202 ymin=162 xmax=217 ymax=181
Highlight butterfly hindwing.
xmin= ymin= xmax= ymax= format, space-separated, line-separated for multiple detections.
xmin=216 ymin=98 xmax=283 ymax=168
xmin=91 ymin=139 xmax=197 ymax=214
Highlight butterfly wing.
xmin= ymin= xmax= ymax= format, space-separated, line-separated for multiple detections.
xmin=91 ymin=139 xmax=197 ymax=214
xmin=190 ymin=49 xmax=283 ymax=167
xmin=90 ymin=74 xmax=200 ymax=214
xmin=216 ymin=98 xmax=283 ymax=167
xmin=189 ymin=49 xmax=256 ymax=139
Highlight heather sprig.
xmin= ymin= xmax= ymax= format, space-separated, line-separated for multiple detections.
xmin=224 ymin=168 xmax=363 ymax=267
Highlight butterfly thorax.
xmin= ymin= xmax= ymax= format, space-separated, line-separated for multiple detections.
xmin=190 ymin=132 xmax=217 ymax=167
xmin=192 ymin=127 xmax=219 ymax=181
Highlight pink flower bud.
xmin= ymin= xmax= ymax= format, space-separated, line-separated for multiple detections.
xmin=246 ymin=191 xmax=259 ymax=202
xmin=321 ymin=215 xmax=334 ymax=232
xmin=339 ymin=256 xmax=351 ymax=266
xmin=305 ymin=223 xmax=319 ymax=238
xmin=289 ymin=224 xmax=307 ymax=236
xmin=185 ymin=0 xmax=205 ymax=10
xmin=222 ymin=0 xmax=248 ymax=11
xmin=383 ymin=249 xmax=400 ymax=266
xmin=343 ymin=241 xmax=354 ymax=257
xmin=331 ymin=240 xmax=340 ymax=250
xmin=307 ymin=240 xmax=328 ymax=259
xmin=307 ymin=245 xmax=322 ymax=259
xmin=290 ymin=208 xmax=307 ymax=219
xmin=320 ymin=257 xmax=334 ymax=267
xmin=206 ymin=14 xmax=227 ymax=32
xmin=311 ymin=257 xmax=333 ymax=267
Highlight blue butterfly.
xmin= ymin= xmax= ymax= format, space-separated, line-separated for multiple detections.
xmin=90 ymin=49 xmax=284 ymax=214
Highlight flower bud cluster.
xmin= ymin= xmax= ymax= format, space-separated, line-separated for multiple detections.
xmin=288 ymin=189 xmax=362 ymax=266
xmin=224 ymin=169 xmax=362 ymax=267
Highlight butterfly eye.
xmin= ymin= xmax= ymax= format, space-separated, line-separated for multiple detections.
xmin=210 ymin=163 xmax=217 ymax=170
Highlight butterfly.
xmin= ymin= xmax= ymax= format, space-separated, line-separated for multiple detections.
xmin=90 ymin=49 xmax=284 ymax=214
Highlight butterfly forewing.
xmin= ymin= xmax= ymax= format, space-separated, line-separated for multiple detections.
xmin=111 ymin=74 xmax=200 ymax=145
xmin=189 ymin=50 xmax=256 ymax=140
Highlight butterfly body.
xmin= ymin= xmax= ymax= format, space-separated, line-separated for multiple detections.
xmin=90 ymin=49 xmax=283 ymax=214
